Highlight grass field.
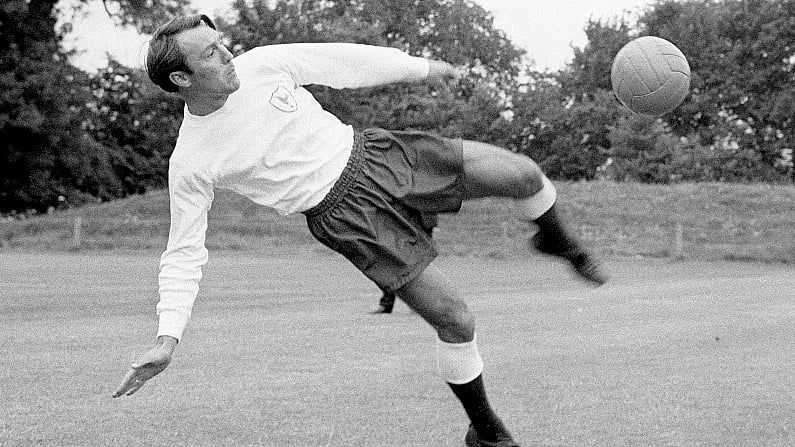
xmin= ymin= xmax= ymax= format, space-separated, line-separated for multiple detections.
xmin=1 ymin=181 xmax=794 ymax=446
xmin=2 ymin=251 xmax=794 ymax=446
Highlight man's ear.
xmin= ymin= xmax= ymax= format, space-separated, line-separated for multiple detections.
xmin=169 ymin=71 xmax=191 ymax=89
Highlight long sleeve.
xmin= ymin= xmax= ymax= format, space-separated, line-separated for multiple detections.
xmin=240 ymin=43 xmax=430 ymax=89
xmin=156 ymin=165 xmax=215 ymax=341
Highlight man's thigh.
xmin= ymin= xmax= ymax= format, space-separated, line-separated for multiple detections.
xmin=461 ymin=140 xmax=544 ymax=199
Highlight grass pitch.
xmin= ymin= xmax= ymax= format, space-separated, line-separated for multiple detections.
xmin=2 ymin=250 xmax=793 ymax=446
xmin=3 ymin=181 xmax=794 ymax=263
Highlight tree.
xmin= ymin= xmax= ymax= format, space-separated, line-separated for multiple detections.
xmin=83 ymin=60 xmax=182 ymax=196
xmin=69 ymin=0 xmax=193 ymax=34
xmin=641 ymin=0 xmax=794 ymax=181
xmin=0 ymin=0 xmax=191 ymax=213
xmin=1 ymin=0 xmax=92 ymax=212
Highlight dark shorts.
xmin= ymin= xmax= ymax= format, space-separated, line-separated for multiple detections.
xmin=303 ymin=128 xmax=465 ymax=293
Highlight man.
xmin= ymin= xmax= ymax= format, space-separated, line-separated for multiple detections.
xmin=112 ymin=15 xmax=606 ymax=447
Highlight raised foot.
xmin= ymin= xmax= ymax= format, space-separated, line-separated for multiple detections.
xmin=531 ymin=234 xmax=608 ymax=286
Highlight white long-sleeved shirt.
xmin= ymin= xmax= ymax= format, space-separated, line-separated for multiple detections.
xmin=156 ymin=43 xmax=430 ymax=340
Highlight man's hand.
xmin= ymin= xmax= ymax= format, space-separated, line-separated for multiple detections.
xmin=112 ymin=335 xmax=178 ymax=398
xmin=427 ymin=60 xmax=464 ymax=84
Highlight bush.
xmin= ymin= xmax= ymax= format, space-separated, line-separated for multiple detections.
xmin=602 ymin=115 xmax=791 ymax=183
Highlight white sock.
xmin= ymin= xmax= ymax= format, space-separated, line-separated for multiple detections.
xmin=520 ymin=175 xmax=557 ymax=220
xmin=436 ymin=334 xmax=484 ymax=385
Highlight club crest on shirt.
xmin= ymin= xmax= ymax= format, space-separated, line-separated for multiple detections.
xmin=269 ymin=85 xmax=298 ymax=113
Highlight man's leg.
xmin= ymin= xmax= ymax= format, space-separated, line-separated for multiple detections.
xmin=397 ymin=263 xmax=517 ymax=446
xmin=461 ymin=140 xmax=607 ymax=285
xmin=371 ymin=287 xmax=396 ymax=314
xmin=367 ymin=214 xmax=433 ymax=315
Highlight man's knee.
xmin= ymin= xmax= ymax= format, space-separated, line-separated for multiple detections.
xmin=398 ymin=263 xmax=476 ymax=342
xmin=434 ymin=299 xmax=475 ymax=342
xmin=512 ymin=160 xmax=545 ymax=198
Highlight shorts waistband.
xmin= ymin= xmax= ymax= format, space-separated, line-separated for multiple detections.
xmin=302 ymin=132 xmax=366 ymax=218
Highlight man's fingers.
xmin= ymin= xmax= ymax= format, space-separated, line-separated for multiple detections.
xmin=112 ymin=368 xmax=139 ymax=398
xmin=450 ymin=66 xmax=465 ymax=80
xmin=112 ymin=361 xmax=155 ymax=398
xmin=112 ymin=372 xmax=150 ymax=398
xmin=125 ymin=378 xmax=147 ymax=396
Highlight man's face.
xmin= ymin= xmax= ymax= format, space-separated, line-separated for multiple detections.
xmin=173 ymin=25 xmax=240 ymax=95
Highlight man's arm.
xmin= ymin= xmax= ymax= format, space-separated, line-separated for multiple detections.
xmin=155 ymin=165 xmax=214 ymax=341
xmin=113 ymin=163 xmax=214 ymax=398
xmin=244 ymin=43 xmax=449 ymax=89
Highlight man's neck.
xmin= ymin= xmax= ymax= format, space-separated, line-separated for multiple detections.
xmin=183 ymin=91 xmax=230 ymax=116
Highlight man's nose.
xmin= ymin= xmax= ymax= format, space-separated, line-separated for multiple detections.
xmin=221 ymin=46 xmax=233 ymax=64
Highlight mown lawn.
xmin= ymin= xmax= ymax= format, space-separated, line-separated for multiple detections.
xmin=2 ymin=252 xmax=793 ymax=446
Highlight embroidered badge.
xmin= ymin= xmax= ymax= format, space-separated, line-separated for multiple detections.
xmin=269 ymin=85 xmax=298 ymax=113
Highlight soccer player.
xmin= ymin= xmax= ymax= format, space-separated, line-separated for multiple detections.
xmin=112 ymin=14 xmax=606 ymax=447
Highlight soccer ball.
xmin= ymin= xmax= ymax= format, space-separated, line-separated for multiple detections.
xmin=610 ymin=36 xmax=691 ymax=116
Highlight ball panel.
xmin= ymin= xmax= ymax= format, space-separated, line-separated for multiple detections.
xmin=663 ymin=53 xmax=691 ymax=75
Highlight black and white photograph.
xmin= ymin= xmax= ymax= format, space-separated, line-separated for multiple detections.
xmin=2 ymin=1 xmax=793 ymax=445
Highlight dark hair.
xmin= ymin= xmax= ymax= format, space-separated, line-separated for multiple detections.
xmin=146 ymin=14 xmax=217 ymax=93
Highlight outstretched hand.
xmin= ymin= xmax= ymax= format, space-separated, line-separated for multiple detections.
xmin=112 ymin=336 xmax=177 ymax=398
xmin=427 ymin=60 xmax=464 ymax=84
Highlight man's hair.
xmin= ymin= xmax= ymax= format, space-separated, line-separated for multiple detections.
xmin=146 ymin=14 xmax=217 ymax=93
